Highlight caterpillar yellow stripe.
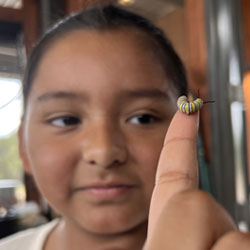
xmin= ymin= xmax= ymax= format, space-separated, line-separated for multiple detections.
xmin=177 ymin=95 xmax=203 ymax=115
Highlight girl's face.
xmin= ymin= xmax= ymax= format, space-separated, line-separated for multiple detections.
xmin=20 ymin=29 xmax=176 ymax=235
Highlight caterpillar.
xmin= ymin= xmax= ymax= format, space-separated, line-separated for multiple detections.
xmin=177 ymin=95 xmax=204 ymax=115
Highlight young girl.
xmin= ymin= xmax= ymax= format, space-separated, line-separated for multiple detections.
xmin=0 ymin=4 xmax=243 ymax=250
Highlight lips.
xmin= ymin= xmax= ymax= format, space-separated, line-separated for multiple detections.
xmin=74 ymin=182 xmax=135 ymax=200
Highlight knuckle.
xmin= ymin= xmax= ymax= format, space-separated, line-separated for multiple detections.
xmin=156 ymin=170 xmax=196 ymax=186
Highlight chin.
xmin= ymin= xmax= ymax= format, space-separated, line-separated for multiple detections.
xmin=77 ymin=208 xmax=148 ymax=235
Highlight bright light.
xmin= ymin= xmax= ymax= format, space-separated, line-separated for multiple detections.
xmin=0 ymin=78 xmax=22 ymax=138
xmin=118 ymin=0 xmax=135 ymax=6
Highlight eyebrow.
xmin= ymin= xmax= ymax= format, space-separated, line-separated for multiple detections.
xmin=36 ymin=88 xmax=170 ymax=104
xmin=36 ymin=91 xmax=88 ymax=103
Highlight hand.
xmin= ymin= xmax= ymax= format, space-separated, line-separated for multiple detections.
xmin=144 ymin=110 xmax=250 ymax=250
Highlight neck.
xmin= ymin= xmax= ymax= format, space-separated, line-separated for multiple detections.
xmin=45 ymin=219 xmax=147 ymax=250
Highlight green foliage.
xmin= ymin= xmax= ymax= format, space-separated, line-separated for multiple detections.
xmin=0 ymin=133 xmax=23 ymax=180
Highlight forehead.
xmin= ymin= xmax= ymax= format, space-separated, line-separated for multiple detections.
xmin=48 ymin=27 xmax=155 ymax=54
xmin=30 ymin=29 xmax=170 ymax=100
xmin=38 ymin=28 xmax=164 ymax=74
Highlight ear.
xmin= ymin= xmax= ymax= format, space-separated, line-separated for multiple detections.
xmin=18 ymin=121 xmax=32 ymax=175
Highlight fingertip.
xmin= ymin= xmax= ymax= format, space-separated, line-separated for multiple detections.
xmin=174 ymin=109 xmax=199 ymax=124
xmin=164 ymin=110 xmax=199 ymax=144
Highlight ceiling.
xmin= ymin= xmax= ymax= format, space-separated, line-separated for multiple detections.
xmin=118 ymin=0 xmax=184 ymax=20
xmin=0 ymin=0 xmax=183 ymax=18
xmin=0 ymin=0 xmax=184 ymax=77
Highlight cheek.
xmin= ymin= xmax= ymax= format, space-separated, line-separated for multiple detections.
xmin=26 ymin=134 xmax=76 ymax=201
xmin=129 ymin=130 xmax=167 ymax=195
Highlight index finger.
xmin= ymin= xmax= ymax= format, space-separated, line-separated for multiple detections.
xmin=157 ymin=109 xmax=199 ymax=190
xmin=148 ymin=109 xmax=199 ymax=232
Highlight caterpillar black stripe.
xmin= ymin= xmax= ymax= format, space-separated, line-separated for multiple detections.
xmin=177 ymin=95 xmax=203 ymax=115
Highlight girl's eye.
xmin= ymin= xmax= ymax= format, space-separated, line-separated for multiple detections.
xmin=129 ymin=114 xmax=160 ymax=125
xmin=49 ymin=116 xmax=81 ymax=127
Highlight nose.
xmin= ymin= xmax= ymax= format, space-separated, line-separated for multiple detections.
xmin=81 ymin=121 xmax=127 ymax=168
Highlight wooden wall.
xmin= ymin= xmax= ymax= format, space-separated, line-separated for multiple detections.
xmin=184 ymin=0 xmax=211 ymax=161
xmin=158 ymin=0 xmax=211 ymax=161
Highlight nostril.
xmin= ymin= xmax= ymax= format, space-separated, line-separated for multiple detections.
xmin=113 ymin=160 xmax=120 ymax=165
xmin=110 ymin=159 xmax=122 ymax=168
xmin=89 ymin=160 xmax=96 ymax=165
xmin=87 ymin=158 xmax=123 ymax=168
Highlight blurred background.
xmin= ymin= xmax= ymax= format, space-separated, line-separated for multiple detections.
xmin=0 ymin=0 xmax=250 ymax=237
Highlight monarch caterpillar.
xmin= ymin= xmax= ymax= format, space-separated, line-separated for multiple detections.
xmin=177 ymin=95 xmax=204 ymax=115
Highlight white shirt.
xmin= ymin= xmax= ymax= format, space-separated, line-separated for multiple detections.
xmin=0 ymin=219 xmax=58 ymax=250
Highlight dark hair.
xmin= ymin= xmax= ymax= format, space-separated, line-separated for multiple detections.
xmin=23 ymin=4 xmax=188 ymax=110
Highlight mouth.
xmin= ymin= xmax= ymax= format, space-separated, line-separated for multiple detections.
xmin=74 ymin=183 xmax=136 ymax=200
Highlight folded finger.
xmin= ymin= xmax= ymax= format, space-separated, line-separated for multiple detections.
xmin=212 ymin=231 xmax=250 ymax=250
xmin=145 ymin=190 xmax=236 ymax=250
